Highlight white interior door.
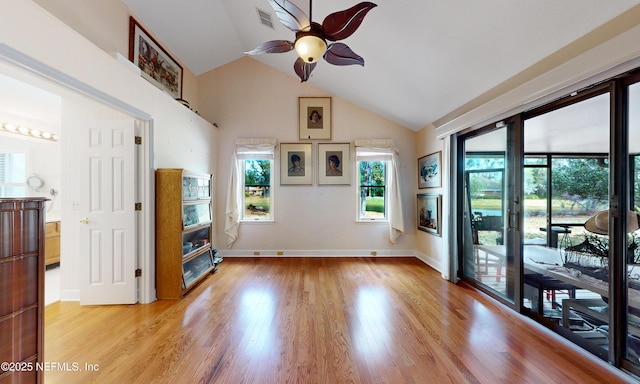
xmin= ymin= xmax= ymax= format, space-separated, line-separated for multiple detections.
xmin=79 ymin=119 xmax=137 ymax=305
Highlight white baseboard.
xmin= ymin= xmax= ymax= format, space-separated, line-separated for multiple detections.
xmin=218 ymin=249 xmax=445 ymax=275
xmin=415 ymin=250 xmax=443 ymax=273
xmin=60 ymin=289 xmax=79 ymax=302
xmin=219 ymin=249 xmax=415 ymax=257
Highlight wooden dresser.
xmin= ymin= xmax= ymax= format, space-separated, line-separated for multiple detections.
xmin=0 ymin=198 xmax=47 ymax=384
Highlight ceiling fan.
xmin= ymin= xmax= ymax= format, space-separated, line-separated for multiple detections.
xmin=245 ymin=0 xmax=377 ymax=82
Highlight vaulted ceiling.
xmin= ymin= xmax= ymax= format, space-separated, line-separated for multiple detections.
xmin=120 ymin=1 xmax=640 ymax=131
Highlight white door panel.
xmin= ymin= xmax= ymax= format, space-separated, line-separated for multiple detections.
xmin=80 ymin=120 xmax=137 ymax=305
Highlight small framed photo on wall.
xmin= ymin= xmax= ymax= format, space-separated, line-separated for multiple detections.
xmin=418 ymin=151 xmax=441 ymax=188
xmin=299 ymin=97 xmax=331 ymax=140
xmin=417 ymin=193 xmax=441 ymax=236
xmin=318 ymin=143 xmax=350 ymax=185
xmin=280 ymin=143 xmax=313 ymax=185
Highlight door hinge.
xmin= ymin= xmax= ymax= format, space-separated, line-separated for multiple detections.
xmin=134 ymin=136 xmax=142 ymax=145
xmin=135 ymin=202 xmax=142 ymax=211
xmin=135 ymin=268 xmax=142 ymax=277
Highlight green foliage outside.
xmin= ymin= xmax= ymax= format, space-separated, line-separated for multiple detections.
xmin=365 ymin=197 xmax=384 ymax=213
xmin=244 ymin=160 xmax=271 ymax=218
xmin=359 ymin=161 xmax=386 ymax=217
xmin=469 ymin=157 xmax=609 ymax=215
xmin=245 ymin=160 xmax=270 ymax=186
xmin=550 ymin=158 xmax=608 ymax=213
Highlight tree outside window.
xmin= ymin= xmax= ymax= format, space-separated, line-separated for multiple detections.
xmin=243 ymin=159 xmax=272 ymax=220
xmin=358 ymin=160 xmax=386 ymax=220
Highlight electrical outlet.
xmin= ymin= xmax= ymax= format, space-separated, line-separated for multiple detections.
xmin=253 ymin=251 xmax=260 ymax=255
xmin=72 ymin=200 xmax=80 ymax=210
xmin=371 ymin=251 xmax=377 ymax=256
xmin=277 ymin=251 xmax=284 ymax=255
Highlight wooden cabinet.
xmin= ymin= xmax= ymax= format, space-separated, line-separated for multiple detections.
xmin=156 ymin=169 xmax=220 ymax=299
xmin=44 ymin=221 xmax=60 ymax=266
xmin=0 ymin=198 xmax=46 ymax=384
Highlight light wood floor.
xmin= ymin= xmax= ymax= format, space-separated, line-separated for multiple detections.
xmin=44 ymin=257 xmax=631 ymax=383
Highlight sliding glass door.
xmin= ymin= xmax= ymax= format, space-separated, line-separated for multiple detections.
xmin=454 ymin=68 xmax=640 ymax=375
xmin=459 ymin=123 xmax=521 ymax=304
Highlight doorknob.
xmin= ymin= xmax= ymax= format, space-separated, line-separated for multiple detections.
xmin=80 ymin=218 xmax=89 ymax=224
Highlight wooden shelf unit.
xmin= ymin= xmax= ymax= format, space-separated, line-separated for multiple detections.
xmin=155 ymin=169 xmax=215 ymax=299
xmin=0 ymin=198 xmax=47 ymax=384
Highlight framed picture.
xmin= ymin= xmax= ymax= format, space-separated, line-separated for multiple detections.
xmin=129 ymin=16 xmax=183 ymax=99
xmin=299 ymin=97 xmax=331 ymax=140
xmin=418 ymin=151 xmax=441 ymax=188
xmin=280 ymin=143 xmax=313 ymax=185
xmin=417 ymin=193 xmax=441 ymax=236
xmin=318 ymin=143 xmax=350 ymax=185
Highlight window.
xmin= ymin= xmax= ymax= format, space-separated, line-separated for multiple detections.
xmin=242 ymin=159 xmax=272 ymax=221
xmin=354 ymin=139 xmax=404 ymax=244
xmin=225 ymin=138 xmax=276 ymax=247
xmin=0 ymin=152 xmax=27 ymax=197
xmin=357 ymin=159 xmax=387 ymax=220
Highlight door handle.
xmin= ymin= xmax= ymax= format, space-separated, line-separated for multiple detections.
xmin=508 ymin=209 xmax=519 ymax=231
xmin=80 ymin=217 xmax=89 ymax=224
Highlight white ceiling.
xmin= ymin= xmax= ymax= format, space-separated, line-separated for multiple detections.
xmin=0 ymin=66 xmax=62 ymax=136
xmin=122 ymin=0 xmax=640 ymax=131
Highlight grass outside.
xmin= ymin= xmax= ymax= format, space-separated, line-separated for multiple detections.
xmin=473 ymin=198 xmax=599 ymax=245
xmin=366 ymin=197 xmax=384 ymax=212
xmin=245 ymin=195 xmax=270 ymax=218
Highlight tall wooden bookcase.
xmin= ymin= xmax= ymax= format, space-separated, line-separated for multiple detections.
xmin=155 ymin=169 xmax=217 ymax=299
xmin=0 ymin=198 xmax=47 ymax=384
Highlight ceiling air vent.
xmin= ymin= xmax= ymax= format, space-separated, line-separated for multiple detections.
xmin=256 ymin=8 xmax=274 ymax=29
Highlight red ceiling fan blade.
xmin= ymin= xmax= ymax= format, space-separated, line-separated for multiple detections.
xmin=322 ymin=2 xmax=377 ymax=42
xmin=294 ymin=57 xmax=316 ymax=82
xmin=268 ymin=0 xmax=311 ymax=32
xmin=323 ymin=43 xmax=364 ymax=66
xmin=245 ymin=40 xmax=294 ymax=55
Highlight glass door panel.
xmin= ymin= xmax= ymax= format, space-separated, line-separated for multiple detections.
xmin=461 ymin=127 xmax=515 ymax=301
xmin=626 ymin=81 xmax=640 ymax=366
xmin=523 ymin=89 xmax=612 ymax=357
xmin=181 ymin=226 xmax=211 ymax=258
xmin=523 ymin=163 xmax=548 ymax=246
xmin=183 ymin=202 xmax=212 ymax=229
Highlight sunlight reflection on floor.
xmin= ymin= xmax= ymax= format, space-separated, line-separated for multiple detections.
xmin=354 ymin=287 xmax=390 ymax=358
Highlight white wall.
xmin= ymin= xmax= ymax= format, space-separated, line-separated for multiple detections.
xmin=414 ymin=126 xmax=445 ymax=272
xmin=198 ymin=58 xmax=418 ymax=256
xmin=0 ymin=0 xmax=217 ymax=301
xmin=32 ymin=0 xmax=202 ymax=113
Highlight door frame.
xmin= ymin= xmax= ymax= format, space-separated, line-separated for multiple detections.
xmin=454 ymin=119 xmax=523 ymax=309
xmin=0 ymin=45 xmax=156 ymax=304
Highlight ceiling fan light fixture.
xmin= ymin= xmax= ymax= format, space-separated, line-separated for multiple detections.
xmin=294 ymin=23 xmax=326 ymax=63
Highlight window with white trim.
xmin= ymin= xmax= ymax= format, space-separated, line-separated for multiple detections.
xmin=225 ymin=138 xmax=277 ymax=248
xmin=241 ymin=158 xmax=272 ymax=221
xmin=354 ymin=139 xmax=404 ymax=244
xmin=0 ymin=152 xmax=27 ymax=197
xmin=357 ymin=157 xmax=387 ymax=220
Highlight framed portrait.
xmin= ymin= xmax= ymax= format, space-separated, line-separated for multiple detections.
xmin=129 ymin=16 xmax=183 ymax=99
xmin=318 ymin=143 xmax=350 ymax=185
xmin=280 ymin=143 xmax=313 ymax=185
xmin=418 ymin=151 xmax=441 ymax=188
xmin=417 ymin=193 xmax=441 ymax=236
xmin=299 ymin=97 xmax=331 ymax=140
